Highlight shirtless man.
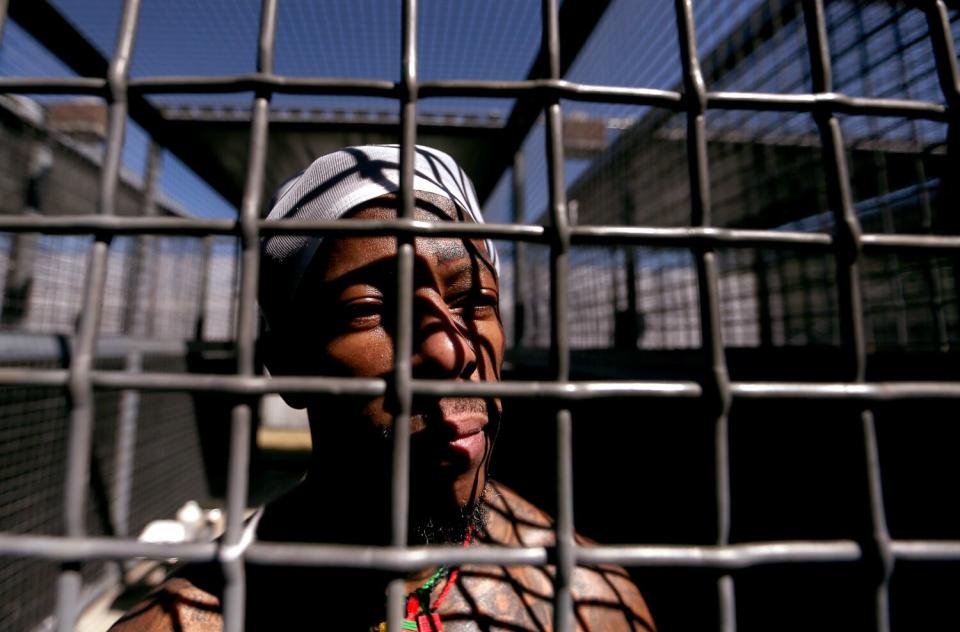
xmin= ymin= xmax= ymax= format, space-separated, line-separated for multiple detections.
xmin=111 ymin=145 xmax=654 ymax=631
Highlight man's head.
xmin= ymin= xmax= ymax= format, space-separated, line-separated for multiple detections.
xmin=260 ymin=146 xmax=503 ymax=543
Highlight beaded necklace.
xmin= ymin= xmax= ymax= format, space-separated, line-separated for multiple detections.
xmin=377 ymin=528 xmax=473 ymax=632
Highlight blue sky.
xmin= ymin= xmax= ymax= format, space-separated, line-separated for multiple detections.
xmin=0 ymin=0 xmax=760 ymax=222
xmin=1 ymin=1 xmax=949 ymax=223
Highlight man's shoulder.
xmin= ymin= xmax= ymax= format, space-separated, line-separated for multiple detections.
xmin=482 ymin=480 xmax=555 ymax=546
xmin=569 ymin=563 xmax=655 ymax=630
xmin=109 ymin=577 xmax=222 ymax=632
xmin=479 ymin=481 xmax=655 ymax=630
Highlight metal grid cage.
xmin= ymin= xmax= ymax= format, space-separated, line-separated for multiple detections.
xmin=0 ymin=1 xmax=958 ymax=631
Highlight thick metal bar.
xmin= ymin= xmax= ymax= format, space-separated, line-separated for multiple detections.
xmin=55 ymin=1 xmax=142 ymax=630
xmin=120 ymin=375 xmax=698 ymax=399
xmin=577 ymin=541 xmax=863 ymax=568
xmin=891 ymin=541 xmax=960 ymax=561
xmin=109 ymin=25 xmax=160 ymax=570
xmin=88 ymin=376 xmax=960 ymax=402
xmin=5 ymin=368 xmax=960 ymax=402
xmin=0 ymin=368 xmax=70 ymax=386
xmin=923 ymin=1 xmax=960 ymax=111
xmin=8 ymin=531 xmax=960 ymax=569
xmin=0 ymin=77 xmax=108 ymax=94
xmin=553 ymin=404 xmax=574 ymax=631
xmin=247 ymin=543 xmax=549 ymax=569
xmin=95 ymin=372 xmax=386 ymax=395
xmin=129 ymin=74 xmax=398 ymax=96
xmin=674 ymin=1 xmax=736 ymax=630
xmin=0 ymin=216 xmax=548 ymax=240
xmin=386 ymin=0 xmax=419 ymax=629
xmin=220 ymin=2 xmax=276 ymax=631
xmin=249 ymin=541 xmax=865 ymax=570
xmin=222 ymin=408 xmax=251 ymax=632
xmin=422 ymin=80 xmax=683 ymax=107
xmin=707 ymin=91 xmax=949 ymax=119
xmin=801 ymin=3 xmax=892 ymax=631
xmin=730 ymin=381 xmax=960 ymax=401
xmin=539 ymin=0 xmax=575 ymax=629
xmin=2 ymin=73 xmax=950 ymax=122
xmin=859 ymin=234 xmax=960 ymax=254
xmin=99 ymin=74 xmax=958 ymax=121
xmin=247 ymin=540 xmax=866 ymax=570
xmin=128 ymin=75 xmax=683 ymax=107
xmin=0 ymin=535 xmax=885 ymax=570
xmin=545 ymin=107 xmax=570 ymax=382
xmin=6 ymin=213 xmax=960 ymax=255
xmin=0 ymin=534 xmax=219 ymax=561
xmin=923 ymin=1 xmax=960 ymax=328
xmin=260 ymin=219 xmax=548 ymax=240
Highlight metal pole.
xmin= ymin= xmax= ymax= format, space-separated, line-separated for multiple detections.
xmin=387 ymin=0 xmax=419 ymax=628
xmin=541 ymin=0 xmax=575 ymax=629
xmin=55 ymin=1 xmax=142 ymax=630
xmin=674 ymin=2 xmax=736 ymax=631
xmin=802 ymin=3 xmax=893 ymax=631
xmin=922 ymin=1 xmax=960 ymax=345
xmin=220 ymin=1 xmax=276 ymax=630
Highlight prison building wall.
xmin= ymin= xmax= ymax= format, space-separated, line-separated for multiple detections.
xmin=0 ymin=96 xmax=226 ymax=632
xmin=516 ymin=0 xmax=958 ymax=353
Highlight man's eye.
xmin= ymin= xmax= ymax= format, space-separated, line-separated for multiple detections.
xmin=453 ymin=293 xmax=499 ymax=320
xmin=471 ymin=296 xmax=498 ymax=318
xmin=342 ymin=299 xmax=383 ymax=328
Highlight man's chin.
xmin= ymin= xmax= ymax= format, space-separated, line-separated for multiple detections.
xmin=409 ymin=484 xmax=488 ymax=545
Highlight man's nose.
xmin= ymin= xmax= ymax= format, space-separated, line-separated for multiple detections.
xmin=411 ymin=299 xmax=478 ymax=380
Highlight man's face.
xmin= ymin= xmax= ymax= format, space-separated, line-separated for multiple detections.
xmin=294 ymin=199 xmax=504 ymax=537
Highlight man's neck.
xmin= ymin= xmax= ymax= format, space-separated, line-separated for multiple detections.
xmin=259 ymin=472 xmax=486 ymax=551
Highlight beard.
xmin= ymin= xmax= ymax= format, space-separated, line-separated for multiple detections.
xmin=305 ymin=396 xmax=498 ymax=544
xmin=411 ymin=483 xmax=489 ymax=545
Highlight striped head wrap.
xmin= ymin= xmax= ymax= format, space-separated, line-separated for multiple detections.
xmin=259 ymin=144 xmax=498 ymax=330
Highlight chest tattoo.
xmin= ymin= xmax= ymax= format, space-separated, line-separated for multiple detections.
xmin=439 ymin=566 xmax=555 ymax=631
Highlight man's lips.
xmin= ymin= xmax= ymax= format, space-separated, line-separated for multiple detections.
xmin=442 ymin=415 xmax=487 ymax=461
xmin=407 ymin=398 xmax=494 ymax=468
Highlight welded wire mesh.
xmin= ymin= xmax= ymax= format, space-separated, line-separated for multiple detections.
xmin=0 ymin=1 xmax=957 ymax=632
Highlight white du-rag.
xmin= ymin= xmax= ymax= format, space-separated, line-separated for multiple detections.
xmin=259 ymin=144 xmax=498 ymax=329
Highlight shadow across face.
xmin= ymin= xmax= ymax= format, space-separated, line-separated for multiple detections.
xmin=263 ymin=193 xmax=504 ymax=543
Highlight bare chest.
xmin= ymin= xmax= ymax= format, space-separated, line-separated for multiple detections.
xmin=436 ymin=564 xmax=556 ymax=632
